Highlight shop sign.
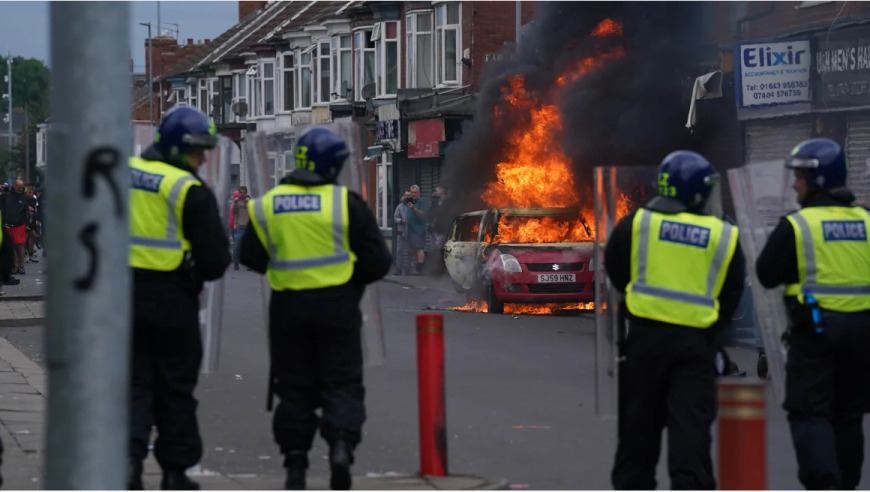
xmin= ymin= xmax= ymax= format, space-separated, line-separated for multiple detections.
xmin=815 ymin=29 xmax=870 ymax=106
xmin=736 ymin=40 xmax=811 ymax=107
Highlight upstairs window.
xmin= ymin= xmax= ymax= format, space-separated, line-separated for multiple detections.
xmin=332 ymin=35 xmax=353 ymax=101
xmin=262 ymin=61 xmax=275 ymax=115
xmin=282 ymin=53 xmax=296 ymax=112
xmin=407 ymin=11 xmax=434 ymax=89
xmin=435 ymin=2 xmax=461 ymax=85
xmin=298 ymin=49 xmax=313 ymax=109
xmin=187 ymin=82 xmax=197 ymax=109
xmin=374 ymin=21 xmax=400 ymax=96
xmin=314 ymin=42 xmax=331 ymax=104
xmin=220 ymin=76 xmax=232 ymax=123
xmin=207 ymin=78 xmax=219 ymax=120
xmin=247 ymin=65 xmax=261 ymax=117
xmin=232 ymin=72 xmax=247 ymax=122
xmin=199 ymin=79 xmax=209 ymax=114
xmin=354 ymin=29 xmax=375 ymax=100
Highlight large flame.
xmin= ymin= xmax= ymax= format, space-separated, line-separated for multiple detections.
xmin=451 ymin=301 xmax=594 ymax=314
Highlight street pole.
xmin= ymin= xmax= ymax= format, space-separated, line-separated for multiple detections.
xmin=6 ymin=51 xmax=11 ymax=176
xmin=46 ymin=2 xmax=131 ymax=488
xmin=140 ymin=22 xmax=153 ymax=126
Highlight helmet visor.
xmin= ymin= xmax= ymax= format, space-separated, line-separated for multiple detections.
xmin=182 ymin=133 xmax=219 ymax=150
xmin=701 ymin=173 xmax=722 ymax=217
xmin=785 ymin=156 xmax=820 ymax=170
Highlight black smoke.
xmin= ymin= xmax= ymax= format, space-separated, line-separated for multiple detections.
xmin=442 ymin=2 xmax=707 ymax=212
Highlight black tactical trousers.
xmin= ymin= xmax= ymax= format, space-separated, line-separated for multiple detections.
xmin=785 ymin=311 xmax=870 ymax=490
xmin=130 ymin=283 xmax=203 ymax=471
xmin=269 ymin=289 xmax=365 ymax=454
xmin=612 ymin=323 xmax=718 ymax=490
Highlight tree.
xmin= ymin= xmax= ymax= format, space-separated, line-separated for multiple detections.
xmin=1 ymin=55 xmax=50 ymax=181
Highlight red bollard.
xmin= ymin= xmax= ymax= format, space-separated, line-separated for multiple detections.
xmin=416 ymin=314 xmax=447 ymax=477
xmin=717 ymin=378 xmax=766 ymax=490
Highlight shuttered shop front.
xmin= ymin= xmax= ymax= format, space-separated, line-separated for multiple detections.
xmin=745 ymin=118 xmax=811 ymax=165
xmin=846 ymin=113 xmax=870 ymax=202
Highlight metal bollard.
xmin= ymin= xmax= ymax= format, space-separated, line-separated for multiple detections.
xmin=717 ymin=378 xmax=766 ymax=490
xmin=416 ymin=314 xmax=448 ymax=477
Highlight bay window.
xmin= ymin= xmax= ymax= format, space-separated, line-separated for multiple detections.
xmin=282 ymin=53 xmax=296 ymax=111
xmin=187 ymin=82 xmax=197 ymax=109
xmin=435 ymin=2 xmax=461 ymax=85
xmin=354 ymin=29 xmax=375 ymax=100
xmin=247 ymin=65 xmax=261 ymax=117
xmin=232 ymin=72 xmax=247 ymax=122
xmin=298 ymin=49 xmax=313 ymax=109
xmin=314 ymin=42 xmax=331 ymax=104
xmin=199 ymin=79 xmax=208 ymax=114
xmin=331 ymin=35 xmax=352 ymax=101
xmin=221 ymin=76 xmax=232 ymax=123
xmin=407 ymin=11 xmax=434 ymax=89
xmin=375 ymin=21 xmax=400 ymax=96
xmin=263 ymin=61 xmax=275 ymax=115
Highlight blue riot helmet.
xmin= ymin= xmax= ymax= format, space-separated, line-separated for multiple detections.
xmin=154 ymin=107 xmax=218 ymax=167
xmin=293 ymin=126 xmax=350 ymax=183
xmin=656 ymin=150 xmax=717 ymax=211
xmin=785 ymin=138 xmax=847 ymax=191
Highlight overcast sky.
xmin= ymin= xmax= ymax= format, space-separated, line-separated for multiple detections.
xmin=0 ymin=1 xmax=239 ymax=72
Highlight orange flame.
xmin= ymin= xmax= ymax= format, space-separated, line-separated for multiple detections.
xmin=451 ymin=301 xmax=595 ymax=314
xmin=494 ymin=215 xmax=591 ymax=244
xmin=591 ymin=18 xmax=623 ymax=37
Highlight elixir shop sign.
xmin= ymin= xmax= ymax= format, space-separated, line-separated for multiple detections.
xmin=736 ymin=40 xmax=811 ymax=107
xmin=815 ymin=28 xmax=870 ymax=107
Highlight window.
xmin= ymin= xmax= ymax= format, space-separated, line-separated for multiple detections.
xmin=314 ymin=42 xmax=331 ymax=104
xmin=298 ymin=49 xmax=313 ymax=109
xmin=199 ymin=79 xmax=208 ymax=114
xmin=435 ymin=2 xmax=461 ymax=85
xmin=263 ymin=62 xmax=275 ymax=115
xmin=375 ymin=21 xmax=400 ymax=96
xmin=206 ymin=78 xmax=219 ymax=120
xmin=282 ymin=53 xmax=295 ymax=111
xmin=407 ymin=11 xmax=434 ymax=89
xmin=354 ymin=29 xmax=375 ymax=100
xmin=187 ymin=82 xmax=197 ymax=108
xmin=331 ymin=35 xmax=352 ymax=101
xmin=247 ymin=65 xmax=261 ymax=117
xmin=233 ymin=72 xmax=247 ymax=122
xmin=220 ymin=77 xmax=232 ymax=124
xmin=173 ymin=87 xmax=187 ymax=108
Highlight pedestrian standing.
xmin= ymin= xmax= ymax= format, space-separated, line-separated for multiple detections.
xmin=1 ymin=180 xmax=34 ymax=275
xmin=127 ymin=107 xmax=230 ymax=490
xmin=393 ymin=190 xmax=412 ymax=275
xmin=604 ymin=151 xmax=745 ymax=489
xmin=240 ymin=126 xmax=391 ymax=490
xmin=406 ymin=184 xmax=428 ymax=275
xmin=756 ymin=138 xmax=870 ymax=490
xmin=231 ymin=186 xmax=250 ymax=271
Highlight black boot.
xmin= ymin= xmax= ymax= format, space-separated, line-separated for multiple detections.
xmin=329 ymin=441 xmax=353 ymax=490
xmin=284 ymin=451 xmax=308 ymax=490
xmin=128 ymin=460 xmax=144 ymax=490
xmin=160 ymin=469 xmax=200 ymax=490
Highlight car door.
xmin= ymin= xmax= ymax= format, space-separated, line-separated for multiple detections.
xmin=443 ymin=213 xmax=486 ymax=290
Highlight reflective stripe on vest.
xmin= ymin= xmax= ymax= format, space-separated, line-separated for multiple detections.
xmin=249 ymin=184 xmax=356 ymax=291
xmin=128 ymin=158 xmax=198 ymax=271
xmin=785 ymin=207 xmax=870 ymax=312
xmin=626 ymin=209 xmax=737 ymax=328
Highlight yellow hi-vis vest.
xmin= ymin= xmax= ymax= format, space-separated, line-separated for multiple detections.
xmin=248 ymin=183 xmax=356 ymax=291
xmin=625 ymin=209 xmax=738 ymax=329
xmin=128 ymin=157 xmax=199 ymax=271
xmin=784 ymin=206 xmax=870 ymax=312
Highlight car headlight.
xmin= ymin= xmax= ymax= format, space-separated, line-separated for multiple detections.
xmin=500 ymin=254 xmax=522 ymax=273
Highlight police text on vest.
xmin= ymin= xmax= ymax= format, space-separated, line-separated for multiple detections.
xmin=659 ymin=220 xmax=711 ymax=248
xmin=274 ymin=194 xmax=322 ymax=213
xmin=822 ymin=220 xmax=867 ymax=241
xmin=131 ymin=169 xmax=165 ymax=193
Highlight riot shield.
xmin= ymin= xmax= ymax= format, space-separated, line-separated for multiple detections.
xmin=244 ymin=122 xmax=386 ymax=367
xmin=198 ymin=136 xmax=234 ymax=374
xmin=593 ymin=165 xmax=657 ymax=418
xmin=727 ymin=161 xmax=796 ymax=401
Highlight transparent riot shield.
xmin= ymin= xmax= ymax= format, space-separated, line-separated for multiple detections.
xmin=245 ymin=122 xmax=386 ymax=367
xmin=727 ymin=161 xmax=796 ymax=401
xmin=593 ymin=165 xmax=658 ymax=418
xmin=198 ymin=136 xmax=234 ymax=374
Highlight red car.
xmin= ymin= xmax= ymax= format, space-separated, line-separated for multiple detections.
xmin=443 ymin=207 xmax=596 ymax=313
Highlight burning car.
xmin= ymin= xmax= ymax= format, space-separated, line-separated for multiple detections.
xmin=443 ymin=207 xmax=595 ymax=314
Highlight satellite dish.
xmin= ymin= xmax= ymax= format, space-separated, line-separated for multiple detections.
xmin=232 ymin=101 xmax=248 ymax=117
xmin=361 ymin=83 xmax=376 ymax=100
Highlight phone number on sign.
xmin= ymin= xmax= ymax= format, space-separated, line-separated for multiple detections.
xmin=752 ymin=89 xmax=805 ymax=100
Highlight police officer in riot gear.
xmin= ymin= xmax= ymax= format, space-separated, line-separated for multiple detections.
xmin=757 ymin=138 xmax=870 ymax=490
xmin=604 ymin=151 xmax=745 ymax=490
xmin=128 ymin=107 xmax=230 ymax=490
xmin=240 ymin=127 xmax=391 ymax=490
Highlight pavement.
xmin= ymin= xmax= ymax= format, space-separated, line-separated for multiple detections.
xmin=0 ymin=262 xmax=507 ymax=490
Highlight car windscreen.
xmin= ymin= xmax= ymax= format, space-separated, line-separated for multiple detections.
xmin=494 ymin=213 xmax=592 ymax=243
xmin=452 ymin=215 xmax=483 ymax=241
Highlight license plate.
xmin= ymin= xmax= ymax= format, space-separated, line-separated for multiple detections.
xmin=537 ymin=273 xmax=576 ymax=283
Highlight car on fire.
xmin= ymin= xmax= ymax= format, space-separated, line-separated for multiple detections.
xmin=442 ymin=207 xmax=596 ymax=313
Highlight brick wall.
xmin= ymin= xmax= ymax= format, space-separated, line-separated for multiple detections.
xmin=145 ymin=37 xmax=206 ymax=81
xmin=465 ymin=1 xmax=536 ymax=90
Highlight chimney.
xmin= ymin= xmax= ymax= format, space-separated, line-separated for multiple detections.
xmin=205 ymin=39 xmax=211 ymax=44
xmin=187 ymin=38 xmax=194 ymax=46
xmin=238 ymin=1 xmax=268 ymax=22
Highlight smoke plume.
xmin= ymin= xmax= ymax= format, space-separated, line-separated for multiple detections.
xmin=442 ymin=2 xmax=706 ymax=212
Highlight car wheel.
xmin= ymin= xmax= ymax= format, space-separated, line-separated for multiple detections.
xmin=486 ymin=282 xmax=504 ymax=314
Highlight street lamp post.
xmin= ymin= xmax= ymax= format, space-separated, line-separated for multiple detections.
xmin=139 ymin=22 xmax=153 ymax=126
